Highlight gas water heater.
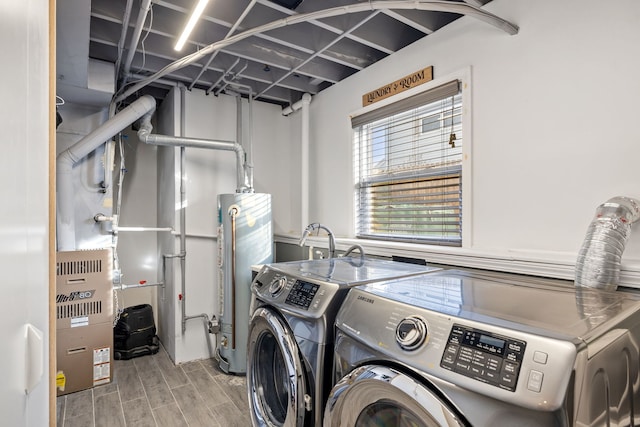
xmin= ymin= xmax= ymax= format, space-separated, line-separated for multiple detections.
xmin=216 ymin=193 xmax=272 ymax=373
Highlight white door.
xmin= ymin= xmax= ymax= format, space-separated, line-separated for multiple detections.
xmin=0 ymin=0 xmax=51 ymax=425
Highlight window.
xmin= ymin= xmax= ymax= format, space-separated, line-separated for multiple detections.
xmin=353 ymin=80 xmax=463 ymax=246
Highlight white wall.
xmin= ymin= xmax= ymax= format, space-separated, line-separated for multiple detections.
xmin=113 ymin=126 xmax=159 ymax=326
xmin=0 ymin=0 xmax=50 ymax=425
xmin=261 ymin=0 xmax=640 ymax=285
xmin=156 ymin=87 xmax=179 ymax=361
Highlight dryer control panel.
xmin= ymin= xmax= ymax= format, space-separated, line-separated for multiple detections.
xmin=285 ymin=280 xmax=319 ymax=309
xmin=441 ymin=324 xmax=526 ymax=392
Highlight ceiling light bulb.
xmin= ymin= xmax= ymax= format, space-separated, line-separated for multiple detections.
xmin=174 ymin=0 xmax=210 ymax=51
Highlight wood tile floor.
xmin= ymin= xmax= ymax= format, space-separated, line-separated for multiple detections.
xmin=56 ymin=345 xmax=250 ymax=427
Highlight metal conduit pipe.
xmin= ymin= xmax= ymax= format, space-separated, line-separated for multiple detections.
xmin=114 ymin=0 xmax=134 ymax=80
xmin=122 ymin=0 xmax=153 ymax=78
xmin=178 ymin=85 xmax=188 ymax=335
xmin=214 ymin=63 xmax=249 ymax=97
xmin=575 ymin=196 xmax=640 ymax=291
xmin=115 ymin=1 xmax=518 ymax=103
xmin=56 ymin=95 xmax=156 ymax=251
xmin=189 ymin=0 xmax=258 ymax=91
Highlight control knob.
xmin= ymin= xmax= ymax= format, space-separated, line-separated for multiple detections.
xmin=396 ymin=316 xmax=428 ymax=351
xmin=269 ymin=276 xmax=287 ymax=296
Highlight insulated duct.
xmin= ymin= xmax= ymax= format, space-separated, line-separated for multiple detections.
xmin=575 ymin=196 xmax=640 ymax=291
xmin=56 ymin=95 xmax=157 ymax=251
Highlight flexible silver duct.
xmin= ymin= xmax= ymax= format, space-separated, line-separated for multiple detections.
xmin=575 ymin=196 xmax=640 ymax=291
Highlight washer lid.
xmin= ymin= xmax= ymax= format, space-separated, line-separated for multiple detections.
xmin=267 ymin=257 xmax=439 ymax=285
xmin=355 ymin=269 xmax=640 ymax=341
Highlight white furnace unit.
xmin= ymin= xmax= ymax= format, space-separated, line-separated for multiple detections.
xmin=56 ymin=248 xmax=113 ymax=395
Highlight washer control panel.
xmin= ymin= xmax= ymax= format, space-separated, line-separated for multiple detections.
xmin=285 ymin=280 xmax=319 ymax=310
xmin=440 ymin=324 xmax=526 ymax=392
xmin=395 ymin=316 xmax=428 ymax=350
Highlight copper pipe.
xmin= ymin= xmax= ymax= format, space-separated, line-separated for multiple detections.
xmin=230 ymin=206 xmax=239 ymax=349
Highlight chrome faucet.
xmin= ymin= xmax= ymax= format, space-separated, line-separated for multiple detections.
xmin=299 ymin=223 xmax=336 ymax=258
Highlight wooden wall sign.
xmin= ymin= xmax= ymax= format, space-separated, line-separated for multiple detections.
xmin=362 ymin=66 xmax=434 ymax=107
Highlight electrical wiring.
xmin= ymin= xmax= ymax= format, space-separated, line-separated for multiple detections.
xmin=135 ymin=3 xmax=154 ymax=75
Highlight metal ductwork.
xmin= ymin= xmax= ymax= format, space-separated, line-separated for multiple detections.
xmin=575 ymin=196 xmax=640 ymax=291
xmin=56 ymin=95 xmax=157 ymax=251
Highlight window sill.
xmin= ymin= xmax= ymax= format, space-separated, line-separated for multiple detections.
xmin=274 ymin=233 xmax=640 ymax=289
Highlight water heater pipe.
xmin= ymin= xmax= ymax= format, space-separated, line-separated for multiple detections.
xmin=138 ymin=127 xmax=250 ymax=193
xmin=575 ymin=196 xmax=640 ymax=291
xmin=229 ymin=206 xmax=239 ymax=349
xmin=56 ymin=95 xmax=156 ymax=251
xmin=226 ymin=78 xmax=255 ymax=191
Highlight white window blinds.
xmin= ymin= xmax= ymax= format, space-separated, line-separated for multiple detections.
xmin=353 ymin=80 xmax=463 ymax=246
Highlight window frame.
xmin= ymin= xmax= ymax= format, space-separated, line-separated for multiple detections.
xmin=350 ymin=70 xmax=472 ymax=247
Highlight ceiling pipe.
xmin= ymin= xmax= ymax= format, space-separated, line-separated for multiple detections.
xmin=137 ymin=117 xmax=252 ymax=193
xmin=115 ymin=0 xmax=518 ymax=103
xmin=122 ymin=0 xmax=153 ymax=79
xmin=282 ymin=92 xmax=312 ymax=116
xmin=206 ymin=58 xmax=240 ymax=95
xmin=299 ymin=93 xmax=312 ymax=234
xmin=189 ymin=0 xmax=258 ymax=91
xmin=57 ymin=95 xmax=157 ymax=251
xmin=114 ymin=0 xmax=134 ymax=83
xmin=214 ymin=62 xmax=249 ymax=96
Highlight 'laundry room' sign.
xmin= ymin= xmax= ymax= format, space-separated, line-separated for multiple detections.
xmin=362 ymin=66 xmax=433 ymax=106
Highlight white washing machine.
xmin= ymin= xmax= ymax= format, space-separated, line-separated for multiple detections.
xmin=247 ymin=257 xmax=441 ymax=426
xmin=325 ymin=269 xmax=640 ymax=426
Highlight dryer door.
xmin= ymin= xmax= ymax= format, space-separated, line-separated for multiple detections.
xmin=248 ymin=307 xmax=308 ymax=427
xmin=324 ymin=365 xmax=468 ymax=427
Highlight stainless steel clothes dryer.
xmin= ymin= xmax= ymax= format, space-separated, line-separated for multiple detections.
xmin=247 ymin=257 xmax=441 ymax=427
xmin=325 ymin=269 xmax=640 ymax=427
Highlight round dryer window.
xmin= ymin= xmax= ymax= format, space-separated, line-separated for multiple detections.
xmin=248 ymin=307 xmax=308 ymax=426
xmin=356 ymin=401 xmax=426 ymax=427
xmin=325 ymin=365 xmax=467 ymax=427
